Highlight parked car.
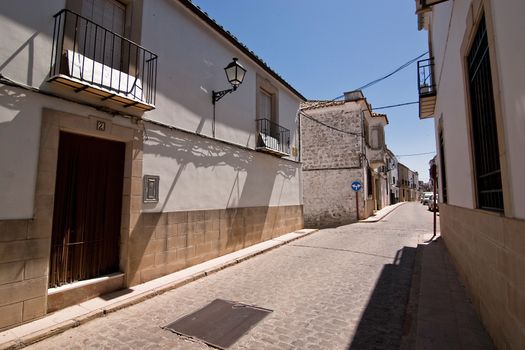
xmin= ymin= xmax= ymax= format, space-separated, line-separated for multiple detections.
xmin=422 ymin=192 xmax=433 ymax=205
xmin=428 ymin=194 xmax=439 ymax=212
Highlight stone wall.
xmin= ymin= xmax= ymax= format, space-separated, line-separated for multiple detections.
xmin=303 ymin=169 xmax=363 ymax=228
xmin=440 ymin=204 xmax=525 ymax=349
xmin=301 ymin=106 xmax=361 ymax=170
xmin=300 ymin=104 xmax=364 ymax=228
xmin=129 ymin=205 xmax=304 ymax=285
xmin=0 ymin=219 xmax=48 ymax=330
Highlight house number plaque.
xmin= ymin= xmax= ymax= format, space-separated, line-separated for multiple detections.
xmin=96 ymin=120 xmax=106 ymax=131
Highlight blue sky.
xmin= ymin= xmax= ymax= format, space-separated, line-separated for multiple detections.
xmin=192 ymin=0 xmax=436 ymax=181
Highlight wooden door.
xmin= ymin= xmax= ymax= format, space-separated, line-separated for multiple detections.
xmin=49 ymin=132 xmax=125 ymax=287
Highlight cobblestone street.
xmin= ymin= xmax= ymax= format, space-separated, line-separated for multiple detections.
xmin=28 ymin=203 xmax=437 ymax=350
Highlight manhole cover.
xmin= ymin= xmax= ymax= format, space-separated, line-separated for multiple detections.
xmin=164 ymin=299 xmax=272 ymax=349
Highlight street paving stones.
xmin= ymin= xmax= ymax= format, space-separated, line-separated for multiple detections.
xmin=26 ymin=203 xmax=453 ymax=349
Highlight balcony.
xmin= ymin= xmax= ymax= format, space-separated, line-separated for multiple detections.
xmin=417 ymin=58 xmax=436 ymax=119
xmin=49 ymin=9 xmax=157 ymax=111
xmin=256 ymin=118 xmax=290 ymax=157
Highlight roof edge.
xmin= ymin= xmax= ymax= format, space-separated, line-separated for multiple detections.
xmin=178 ymin=0 xmax=306 ymax=101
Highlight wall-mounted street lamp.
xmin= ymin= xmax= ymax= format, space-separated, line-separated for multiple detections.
xmin=212 ymin=58 xmax=246 ymax=105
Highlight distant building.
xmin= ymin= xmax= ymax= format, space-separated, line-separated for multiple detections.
xmin=415 ymin=0 xmax=525 ymax=347
xmin=386 ymin=148 xmax=399 ymax=204
xmin=300 ymin=90 xmax=388 ymax=228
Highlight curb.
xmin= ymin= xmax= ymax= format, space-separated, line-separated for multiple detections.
xmin=0 ymin=229 xmax=319 ymax=350
xmin=359 ymin=202 xmax=407 ymax=223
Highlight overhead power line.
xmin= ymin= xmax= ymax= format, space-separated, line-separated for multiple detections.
xmin=396 ymin=151 xmax=436 ymax=157
xmin=301 ymin=52 xmax=428 ymax=112
xmin=356 ymin=51 xmax=429 ymax=90
xmin=299 ymin=111 xmax=361 ymax=136
xmin=372 ymin=101 xmax=419 ymax=110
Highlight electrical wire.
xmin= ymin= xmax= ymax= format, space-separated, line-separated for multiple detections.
xmin=301 ymin=52 xmax=428 ymax=112
xmin=356 ymin=51 xmax=429 ymax=90
xmin=372 ymin=101 xmax=420 ymax=110
xmin=299 ymin=110 xmax=361 ymax=136
xmin=396 ymin=151 xmax=436 ymax=157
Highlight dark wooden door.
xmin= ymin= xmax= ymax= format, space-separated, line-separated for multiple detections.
xmin=49 ymin=132 xmax=125 ymax=287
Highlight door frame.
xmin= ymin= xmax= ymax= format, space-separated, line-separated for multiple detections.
xmin=34 ymin=108 xmax=143 ymax=311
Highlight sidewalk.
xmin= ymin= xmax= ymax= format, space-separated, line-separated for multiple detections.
xmin=402 ymin=236 xmax=494 ymax=350
xmin=0 ymin=229 xmax=317 ymax=350
xmin=359 ymin=201 xmax=406 ymax=223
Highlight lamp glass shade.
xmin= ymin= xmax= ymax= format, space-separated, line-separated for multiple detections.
xmin=224 ymin=58 xmax=246 ymax=87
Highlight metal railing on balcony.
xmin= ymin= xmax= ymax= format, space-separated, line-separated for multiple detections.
xmin=49 ymin=9 xmax=157 ymax=110
xmin=417 ymin=58 xmax=436 ymax=97
xmin=256 ymin=118 xmax=290 ymax=156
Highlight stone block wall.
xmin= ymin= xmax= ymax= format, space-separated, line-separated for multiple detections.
xmin=303 ymin=169 xmax=363 ymax=228
xmin=0 ymin=220 xmax=48 ymax=330
xmin=300 ymin=104 xmax=364 ymax=228
xmin=128 ymin=205 xmax=304 ymax=285
xmin=440 ymin=204 xmax=525 ymax=349
xmin=300 ymin=107 xmax=362 ymax=170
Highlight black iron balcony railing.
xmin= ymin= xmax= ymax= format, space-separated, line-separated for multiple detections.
xmin=49 ymin=9 xmax=157 ymax=110
xmin=256 ymin=118 xmax=290 ymax=156
xmin=417 ymin=58 xmax=436 ymax=97
xmin=417 ymin=58 xmax=436 ymax=118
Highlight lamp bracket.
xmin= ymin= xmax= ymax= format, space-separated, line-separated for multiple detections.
xmin=212 ymin=87 xmax=237 ymax=105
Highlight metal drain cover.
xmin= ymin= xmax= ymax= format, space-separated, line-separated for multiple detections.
xmin=164 ymin=299 xmax=272 ymax=349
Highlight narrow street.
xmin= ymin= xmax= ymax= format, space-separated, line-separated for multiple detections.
xmin=29 ymin=203 xmax=437 ymax=350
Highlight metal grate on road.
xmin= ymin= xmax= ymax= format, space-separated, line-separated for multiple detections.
xmin=163 ymin=299 xmax=272 ymax=349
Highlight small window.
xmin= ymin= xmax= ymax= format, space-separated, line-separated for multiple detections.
xmin=363 ymin=119 xmax=370 ymax=146
xmin=367 ymin=167 xmax=373 ymax=196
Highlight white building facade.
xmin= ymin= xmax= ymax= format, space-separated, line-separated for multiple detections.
xmin=0 ymin=0 xmax=304 ymax=330
xmin=416 ymin=0 xmax=525 ymax=348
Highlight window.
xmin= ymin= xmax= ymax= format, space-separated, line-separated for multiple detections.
xmin=257 ymin=88 xmax=274 ymax=121
xmin=392 ymin=176 xmax=396 ymax=185
xmin=363 ymin=119 xmax=370 ymax=146
xmin=79 ymin=0 xmax=126 ymax=67
xmin=467 ymin=15 xmax=503 ymax=211
xmin=369 ymin=126 xmax=384 ymax=149
xmin=367 ymin=167 xmax=373 ymax=196
xmin=255 ymin=76 xmax=289 ymax=155
xmin=256 ymin=76 xmax=278 ymax=123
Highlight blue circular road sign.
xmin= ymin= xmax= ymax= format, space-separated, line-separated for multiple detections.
xmin=351 ymin=181 xmax=362 ymax=191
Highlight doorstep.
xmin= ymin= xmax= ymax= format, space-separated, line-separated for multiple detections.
xmin=0 ymin=229 xmax=318 ymax=350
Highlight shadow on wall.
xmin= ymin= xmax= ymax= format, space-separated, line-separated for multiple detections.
xmin=0 ymin=0 xmax=60 ymax=87
xmin=0 ymin=84 xmax=30 ymax=113
xmin=0 ymin=85 xmax=44 ymax=219
xmin=348 ymin=246 xmax=417 ymax=349
xmin=125 ymin=123 xmax=301 ymax=285
xmin=0 ymin=31 xmax=39 ymax=86
xmin=143 ymin=123 xmax=297 ymax=212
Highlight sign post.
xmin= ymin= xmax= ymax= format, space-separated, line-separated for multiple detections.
xmin=351 ymin=181 xmax=362 ymax=221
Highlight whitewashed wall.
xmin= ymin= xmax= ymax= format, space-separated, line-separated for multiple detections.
xmin=0 ymin=0 xmax=303 ymax=219
xmin=142 ymin=124 xmax=302 ymax=212
xmin=431 ymin=0 xmax=474 ymax=209
xmin=431 ymin=0 xmax=525 ymax=218
xmin=139 ymin=0 xmax=302 ymax=211
xmin=490 ymin=0 xmax=525 ymax=219
xmin=141 ymin=0 xmax=301 ymax=157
